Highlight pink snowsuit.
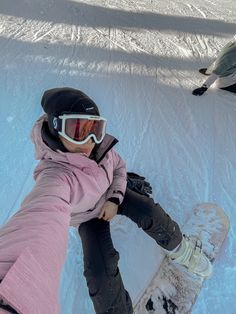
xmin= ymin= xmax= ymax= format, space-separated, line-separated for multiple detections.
xmin=0 ymin=115 xmax=127 ymax=314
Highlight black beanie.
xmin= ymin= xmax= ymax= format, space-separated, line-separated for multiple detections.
xmin=41 ymin=87 xmax=100 ymax=137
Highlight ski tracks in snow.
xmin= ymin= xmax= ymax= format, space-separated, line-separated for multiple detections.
xmin=1 ymin=1 xmax=236 ymax=313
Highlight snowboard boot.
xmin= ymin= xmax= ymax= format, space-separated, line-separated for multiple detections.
xmin=199 ymin=68 xmax=210 ymax=76
xmin=168 ymin=235 xmax=212 ymax=278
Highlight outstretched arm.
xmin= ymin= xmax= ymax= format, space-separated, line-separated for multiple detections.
xmin=0 ymin=168 xmax=73 ymax=313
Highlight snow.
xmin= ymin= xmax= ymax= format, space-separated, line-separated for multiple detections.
xmin=0 ymin=0 xmax=235 ymax=313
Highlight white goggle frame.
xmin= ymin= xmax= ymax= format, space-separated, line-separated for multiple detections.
xmin=56 ymin=114 xmax=107 ymax=145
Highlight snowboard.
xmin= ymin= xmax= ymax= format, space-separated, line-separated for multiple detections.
xmin=134 ymin=203 xmax=230 ymax=314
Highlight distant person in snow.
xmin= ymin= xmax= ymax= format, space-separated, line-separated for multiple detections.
xmin=0 ymin=87 xmax=212 ymax=314
xmin=192 ymin=36 xmax=236 ymax=96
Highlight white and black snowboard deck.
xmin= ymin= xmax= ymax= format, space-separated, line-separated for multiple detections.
xmin=134 ymin=203 xmax=230 ymax=314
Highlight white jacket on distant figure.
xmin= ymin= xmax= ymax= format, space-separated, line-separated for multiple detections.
xmin=203 ymin=37 xmax=236 ymax=89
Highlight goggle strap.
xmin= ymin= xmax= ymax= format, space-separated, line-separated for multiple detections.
xmin=52 ymin=116 xmax=62 ymax=132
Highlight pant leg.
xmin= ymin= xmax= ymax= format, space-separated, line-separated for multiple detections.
xmin=220 ymin=83 xmax=236 ymax=93
xmin=0 ymin=304 xmax=17 ymax=314
xmin=78 ymin=218 xmax=133 ymax=314
xmin=118 ymin=189 xmax=182 ymax=251
xmin=0 ymin=289 xmax=17 ymax=314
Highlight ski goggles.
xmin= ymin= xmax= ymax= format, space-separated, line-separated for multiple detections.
xmin=53 ymin=114 xmax=107 ymax=145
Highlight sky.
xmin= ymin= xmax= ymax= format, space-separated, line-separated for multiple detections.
xmin=0 ymin=0 xmax=235 ymax=313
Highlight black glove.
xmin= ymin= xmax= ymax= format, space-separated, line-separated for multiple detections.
xmin=127 ymin=172 xmax=152 ymax=197
xmin=192 ymin=86 xmax=208 ymax=96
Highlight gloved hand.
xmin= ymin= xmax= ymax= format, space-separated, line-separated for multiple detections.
xmin=127 ymin=172 xmax=152 ymax=197
xmin=192 ymin=86 xmax=208 ymax=96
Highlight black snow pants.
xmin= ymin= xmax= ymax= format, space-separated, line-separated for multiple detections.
xmin=220 ymin=83 xmax=236 ymax=93
xmin=78 ymin=188 xmax=182 ymax=314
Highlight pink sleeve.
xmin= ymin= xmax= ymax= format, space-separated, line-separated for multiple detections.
xmin=0 ymin=168 xmax=73 ymax=313
xmin=22 ymin=167 xmax=72 ymax=212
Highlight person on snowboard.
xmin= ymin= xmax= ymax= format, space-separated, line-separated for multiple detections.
xmin=192 ymin=36 xmax=236 ymax=96
xmin=0 ymin=87 xmax=212 ymax=314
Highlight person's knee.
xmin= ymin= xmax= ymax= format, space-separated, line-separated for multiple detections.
xmin=84 ymin=249 xmax=120 ymax=280
xmin=105 ymin=249 xmax=120 ymax=277
xmin=84 ymin=269 xmax=103 ymax=297
xmin=157 ymin=221 xmax=182 ymax=251
xmin=83 ymin=253 xmax=120 ymax=285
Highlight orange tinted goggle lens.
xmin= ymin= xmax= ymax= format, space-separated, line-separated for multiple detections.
xmin=65 ymin=118 xmax=105 ymax=142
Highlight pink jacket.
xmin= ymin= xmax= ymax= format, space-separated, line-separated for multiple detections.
xmin=0 ymin=115 xmax=127 ymax=313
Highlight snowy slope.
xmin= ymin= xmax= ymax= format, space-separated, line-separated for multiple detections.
xmin=0 ymin=0 xmax=235 ymax=313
